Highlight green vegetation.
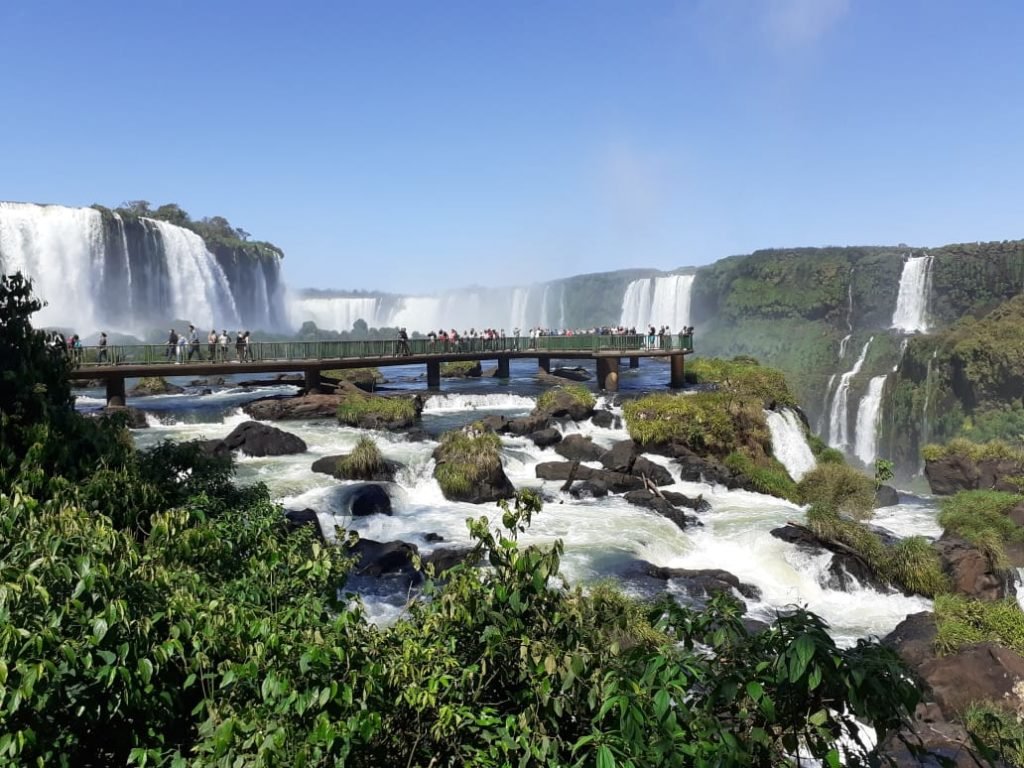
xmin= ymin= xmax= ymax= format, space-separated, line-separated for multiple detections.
xmin=807 ymin=433 xmax=846 ymax=464
xmin=922 ymin=437 xmax=1024 ymax=465
xmin=0 ymin=273 xmax=932 ymax=766
xmin=625 ymin=392 xmax=738 ymax=453
xmin=797 ymin=463 xmax=877 ymax=520
xmin=433 ymin=427 xmax=503 ymax=497
xmin=338 ymin=436 xmax=389 ymax=479
xmin=725 ymin=451 xmax=798 ymax=501
xmin=687 ymin=356 xmax=797 ymax=408
xmin=806 ymin=505 xmax=948 ymax=597
xmin=964 ymin=700 xmax=1024 ymax=767
xmin=322 ymin=366 xmax=384 ymax=384
xmin=536 ymin=383 xmax=596 ymax=413
xmin=937 ymin=490 xmax=1024 ymax=569
xmin=934 ymin=595 xmax=1024 ymax=656
xmin=440 ymin=360 xmax=480 ymax=377
xmin=336 ymin=392 xmax=417 ymax=427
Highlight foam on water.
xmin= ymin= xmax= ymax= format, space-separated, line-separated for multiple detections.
xmin=423 ymin=393 xmax=536 ymax=413
xmin=765 ymin=408 xmax=816 ymax=481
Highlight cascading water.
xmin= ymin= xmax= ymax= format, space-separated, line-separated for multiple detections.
xmin=765 ymin=408 xmax=817 ymax=481
xmin=0 ymin=202 xmax=285 ymax=333
xmin=291 ymin=296 xmax=388 ymax=331
xmin=891 ymin=255 xmax=933 ymax=333
xmin=853 ymin=375 xmax=887 ymax=466
xmin=827 ymin=337 xmax=874 ymax=450
xmin=619 ymin=274 xmax=694 ymax=330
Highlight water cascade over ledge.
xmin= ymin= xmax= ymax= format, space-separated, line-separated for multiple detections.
xmin=891 ymin=255 xmax=933 ymax=333
xmin=619 ymin=274 xmax=694 ymax=331
xmin=827 ymin=337 xmax=874 ymax=451
xmin=765 ymin=408 xmax=817 ymax=481
xmin=853 ymin=375 xmax=887 ymax=467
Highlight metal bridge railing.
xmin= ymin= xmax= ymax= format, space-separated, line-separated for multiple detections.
xmin=68 ymin=333 xmax=694 ymax=367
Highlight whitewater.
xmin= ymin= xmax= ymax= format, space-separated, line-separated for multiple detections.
xmin=96 ymin=360 xmax=937 ymax=643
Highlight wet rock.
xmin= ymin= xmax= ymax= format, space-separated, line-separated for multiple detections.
xmin=622 ymin=490 xmax=701 ymax=531
xmin=934 ymin=534 xmax=1014 ymax=600
xmin=632 ymin=457 xmax=673 ymax=486
xmin=569 ymin=479 xmax=609 ymax=498
xmin=661 ymin=490 xmax=712 ymax=513
xmin=535 ymin=461 xmax=644 ymax=493
xmin=423 ymin=532 xmax=445 ymax=543
xmin=925 ymin=455 xmax=981 ymax=495
xmin=310 ymin=454 xmax=400 ymax=482
xmin=505 ymin=412 xmax=551 ymax=436
xmin=441 ymin=362 xmax=482 ymax=378
xmin=555 ymin=435 xmax=605 ymax=462
xmin=283 ymin=508 xmax=324 ymax=540
xmin=130 ymin=377 xmax=184 ymax=396
xmin=244 ymin=392 xmax=344 ymax=420
xmin=528 ymin=428 xmax=563 ymax=448
xmin=590 ymin=409 xmax=621 ymax=429
xmin=599 ymin=440 xmax=640 ymax=473
xmin=883 ymin=612 xmax=938 ymax=670
xmin=550 ymin=366 xmax=591 ymax=382
xmin=337 ymin=483 xmax=393 ymax=517
xmin=875 ymin=484 xmax=900 ymax=508
xmin=432 ymin=438 xmax=516 ymax=504
xmin=638 ymin=562 xmax=761 ymax=601
xmin=423 ymin=546 xmax=479 ymax=574
xmin=214 ymin=420 xmax=307 ymax=457
xmin=348 ymin=538 xmax=420 ymax=581
xmin=771 ymin=524 xmax=891 ymax=593
xmin=535 ymin=389 xmax=595 ymax=421
xmin=403 ymin=427 xmax=432 ymax=442
xmin=90 ymin=405 xmax=149 ymax=428
xmin=920 ymin=643 xmax=1024 ymax=721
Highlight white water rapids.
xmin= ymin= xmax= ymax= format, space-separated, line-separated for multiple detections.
xmin=765 ymin=408 xmax=816 ymax=481
xmin=117 ymin=384 xmax=935 ymax=643
xmin=891 ymin=255 xmax=933 ymax=333
xmin=827 ymin=337 xmax=874 ymax=451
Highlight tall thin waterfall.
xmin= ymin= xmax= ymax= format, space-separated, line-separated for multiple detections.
xmin=853 ymin=375 xmax=887 ymax=466
xmin=891 ymin=255 xmax=933 ymax=333
xmin=619 ymin=274 xmax=694 ymax=330
xmin=827 ymin=337 xmax=874 ymax=450
xmin=766 ymin=408 xmax=817 ymax=481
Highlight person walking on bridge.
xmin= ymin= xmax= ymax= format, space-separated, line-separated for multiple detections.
xmin=208 ymin=329 xmax=217 ymax=361
xmin=219 ymin=330 xmax=229 ymax=361
xmin=166 ymin=328 xmax=178 ymax=361
xmin=187 ymin=325 xmax=202 ymax=361
xmin=97 ymin=332 xmax=108 ymax=363
xmin=397 ymin=327 xmax=411 ymax=356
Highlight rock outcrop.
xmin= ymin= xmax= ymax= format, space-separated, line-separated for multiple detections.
xmin=934 ymin=535 xmax=1015 ymax=601
xmin=528 ymin=428 xmax=562 ymax=448
xmin=244 ymin=393 xmax=344 ymax=421
xmin=926 ymin=454 xmax=1024 ymax=495
xmin=211 ymin=421 xmax=307 ymax=456
xmin=311 ymin=454 xmax=401 ymax=482
xmin=554 ymin=435 xmax=605 ymax=462
xmin=130 ymin=377 xmax=183 ymax=396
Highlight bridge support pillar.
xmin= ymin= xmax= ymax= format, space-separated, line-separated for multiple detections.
xmin=495 ymin=356 xmax=510 ymax=379
xmin=106 ymin=376 xmax=126 ymax=407
xmin=426 ymin=361 xmax=441 ymax=389
xmin=670 ymin=354 xmax=686 ymax=389
xmin=304 ymin=368 xmax=322 ymax=394
xmin=538 ymin=356 xmax=550 ymax=373
xmin=628 ymin=356 xmax=639 ymax=369
xmin=597 ymin=357 xmax=619 ymax=392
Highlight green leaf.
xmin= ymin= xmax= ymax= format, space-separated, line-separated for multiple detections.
xmin=92 ymin=617 xmax=109 ymax=643
xmin=137 ymin=658 xmax=153 ymax=685
xmin=746 ymin=681 xmax=763 ymax=701
xmin=596 ymin=745 xmax=616 ymax=768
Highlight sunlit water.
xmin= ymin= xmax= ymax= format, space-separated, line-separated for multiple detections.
xmin=75 ymin=359 xmax=940 ymax=641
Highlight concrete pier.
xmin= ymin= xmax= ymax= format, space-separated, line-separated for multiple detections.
xmin=538 ymin=356 xmax=551 ymax=373
xmin=304 ymin=368 xmax=322 ymax=393
xmin=628 ymin=356 xmax=639 ymax=369
xmin=670 ymin=354 xmax=686 ymax=388
xmin=426 ymin=360 xmax=441 ymax=389
xmin=596 ymin=357 xmax=620 ymax=392
xmin=495 ymin=356 xmax=510 ymax=378
xmin=105 ymin=376 xmax=126 ymax=407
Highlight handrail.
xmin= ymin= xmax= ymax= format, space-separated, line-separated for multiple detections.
xmin=65 ymin=333 xmax=694 ymax=368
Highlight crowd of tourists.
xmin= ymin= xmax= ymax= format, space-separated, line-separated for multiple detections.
xmin=163 ymin=326 xmax=255 ymax=363
xmin=404 ymin=324 xmax=694 ymax=355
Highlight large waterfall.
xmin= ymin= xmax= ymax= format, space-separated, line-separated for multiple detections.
xmin=826 ymin=337 xmax=874 ymax=450
xmin=288 ymin=282 xmax=568 ymax=334
xmin=619 ymin=274 xmax=694 ymax=330
xmin=891 ymin=255 xmax=933 ymax=333
xmin=765 ymin=408 xmax=817 ymax=481
xmin=853 ymin=375 xmax=887 ymax=466
xmin=0 ymin=202 xmax=286 ymax=333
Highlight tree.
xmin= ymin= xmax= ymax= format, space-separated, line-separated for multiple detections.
xmin=120 ymin=200 xmax=151 ymax=215
xmin=152 ymin=203 xmax=190 ymax=227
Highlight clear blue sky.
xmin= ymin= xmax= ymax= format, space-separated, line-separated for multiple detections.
xmin=2 ymin=1 xmax=1023 ymax=293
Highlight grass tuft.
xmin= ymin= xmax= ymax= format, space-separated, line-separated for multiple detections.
xmin=724 ymin=451 xmax=799 ymax=501
xmin=938 ymin=490 xmax=1024 ymax=570
xmin=797 ymin=463 xmax=876 ymax=520
xmin=934 ymin=595 xmax=1024 ymax=655
xmin=337 ymin=393 xmax=417 ymax=426
xmin=433 ymin=427 xmax=503 ymax=498
xmin=338 ymin=436 xmax=389 ymax=479
xmin=536 ymin=384 xmax=596 ymax=413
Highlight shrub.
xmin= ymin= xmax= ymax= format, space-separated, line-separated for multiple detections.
xmin=439 ymin=360 xmax=480 ymax=376
xmin=797 ymin=463 xmax=877 ymax=520
xmin=536 ymin=383 xmax=596 ymax=413
xmin=687 ymin=357 xmax=797 ymax=407
xmin=337 ymin=393 xmax=417 ymax=426
xmin=938 ymin=490 xmax=1024 ymax=569
xmin=934 ymin=595 xmax=1024 ymax=655
xmin=338 ymin=435 xmax=388 ymax=478
xmin=923 ymin=437 xmax=1024 ymax=465
xmin=964 ymin=700 xmax=1024 ymax=767
xmin=433 ymin=427 xmax=503 ymax=497
xmin=322 ymin=366 xmax=383 ymax=384
xmin=724 ymin=451 xmax=799 ymax=501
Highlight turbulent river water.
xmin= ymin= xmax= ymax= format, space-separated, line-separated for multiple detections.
xmin=75 ymin=358 xmax=938 ymax=644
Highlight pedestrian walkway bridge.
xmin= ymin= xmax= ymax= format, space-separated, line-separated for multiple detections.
xmin=70 ymin=333 xmax=694 ymax=405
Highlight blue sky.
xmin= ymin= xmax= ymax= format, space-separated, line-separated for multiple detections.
xmin=2 ymin=0 xmax=1023 ymax=293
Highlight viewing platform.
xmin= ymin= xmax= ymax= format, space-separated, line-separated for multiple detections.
xmin=69 ymin=333 xmax=694 ymax=405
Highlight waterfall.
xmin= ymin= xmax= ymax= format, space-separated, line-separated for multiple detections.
xmin=766 ymin=408 xmax=817 ymax=481
xmin=291 ymin=296 xmax=388 ymax=331
xmin=510 ymin=287 xmax=530 ymax=332
xmin=891 ymin=255 xmax=933 ymax=333
xmin=827 ymin=337 xmax=874 ymax=450
xmin=558 ymin=284 xmax=567 ymax=330
xmin=539 ymin=284 xmax=551 ymax=330
xmin=838 ymin=334 xmax=852 ymax=360
xmin=818 ymin=374 xmax=838 ymax=436
xmin=0 ymin=202 xmax=284 ymax=334
xmin=853 ymin=375 xmax=887 ymax=466
xmin=619 ymin=274 xmax=694 ymax=330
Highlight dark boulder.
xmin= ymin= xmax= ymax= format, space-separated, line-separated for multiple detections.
xmin=934 ymin=534 xmax=1014 ymax=600
xmin=442 ymin=362 xmax=482 ymax=378
xmin=528 ymin=428 xmax=563 ymax=448
xmin=129 ymin=377 xmax=184 ymax=396
xmin=432 ymin=438 xmax=516 ymax=504
xmin=478 ymin=414 xmax=510 ymax=433
xmin=919 ymin=643 xmax=1024 ymax=721
xmin=349 ymin=538 xmax=419 ymax=579
xmin=883 ymin=612 xmax=938 ymax=670
xmin=218 ymin=420 xmax=307 ymax=456
xmin=90 ymin=405 xmax=149 ymax=429
xmin=875 ymin=484 xmax=900 ymax=508
xmin=770 ymin=524 xmax=891 ymax=593
xmin=555 ymin=435 xmax=605 ymax=462
xmin=505 ymin=412 xmax=550 ymax=436
xmin=569 ymin=479 xmax=609 ymax=498
xmin=283 ymin=508 xmax=324 ymax=540
xmin=536 ymin=389 xmax=595 ymax=421
xmin=423 ymin=546 xmax=479 ymax=574
xmin=550 ymin=366 xmax=591 ymax=382
xmin=535 ymin=461 xmax=644 ymax=493
xmin=244 ymin=392 xmax=344 ymax=421
xmin=925 ymin=455 xmax=981 ymax=495
xmin=403 ymin=427 xmax=432 ymax=442
xmin=423 ymin=532 xmax=445 ymax=543
xmin=311 ymin=454 xmax=400 ymax=482
xmin=590 ymin=409 xmax=621 ymax=429
xmin=632 ymin=456 xmax=673 ymax=486
xmin=661 ymin=490 xmax=712 ymax=513
xmin=639 ymin=562 xmax=761 ymax=602
xmin=336 ymin=483 xmax=392 ymax=517
xmin=622 ymin=490 xmax=700 ymax=531
xmin=600 ymin=440 xmax=640 ymax=473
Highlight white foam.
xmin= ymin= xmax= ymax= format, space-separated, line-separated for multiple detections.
xmin=424 ymin=393 xmax=535 ymax=413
